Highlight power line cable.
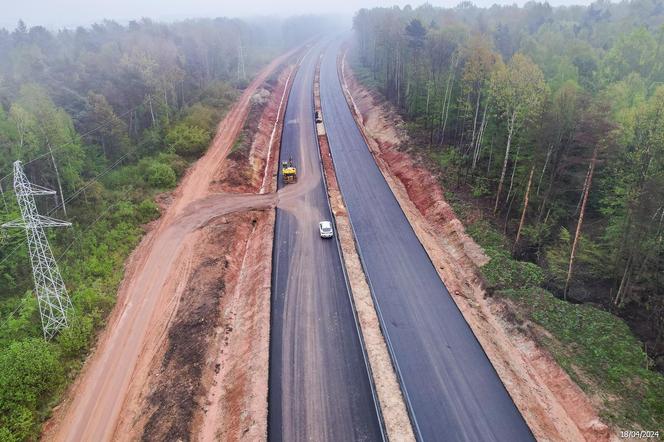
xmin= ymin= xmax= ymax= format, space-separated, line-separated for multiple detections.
xmin=0 ymin=297 xmax=28 ymax=329
xmin=46 ymin=152 xmax=132 ymax=217
xmin=0 ymin=242 xmax=24 ymax=268
xmin=0 ymin=96 xmax=150 ymax=262
xmin=0 ymin=95 xmax=152 ymax=184
xmin=56 ymin=201 xmax=122 ymax=261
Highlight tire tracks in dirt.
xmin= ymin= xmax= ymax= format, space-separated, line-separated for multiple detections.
xmin=42 ymin=46 xmax=309 ymax=442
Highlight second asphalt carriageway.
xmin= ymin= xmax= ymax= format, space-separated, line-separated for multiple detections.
xmin=318 ymin=40 xmax=536 ymax=442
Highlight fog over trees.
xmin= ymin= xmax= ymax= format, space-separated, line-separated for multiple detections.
xmin=1 ymin=0 xmax=664 ymax=438
xmin=352 ymin=0 xmax=664 ymax=427
xmin=0 ymin=14 xmax=337 ymax=440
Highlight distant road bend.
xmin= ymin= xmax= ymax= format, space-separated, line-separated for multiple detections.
xmin=319 ymin=40 xmax=535 ymax=442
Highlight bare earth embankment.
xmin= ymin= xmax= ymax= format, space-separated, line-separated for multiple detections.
xmin=43 ymin=47 xmax=299 ymax=442
xmin=339 ymin=51 xmax=616 ymax=442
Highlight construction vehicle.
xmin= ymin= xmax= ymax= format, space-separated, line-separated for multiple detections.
xmin=281 ymin=156 xmax=297 ymax=184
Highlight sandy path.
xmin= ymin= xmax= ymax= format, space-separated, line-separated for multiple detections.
xmin=42 ymin=49 xmax=297 ymax=442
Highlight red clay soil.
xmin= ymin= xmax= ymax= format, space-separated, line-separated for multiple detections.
xmin=121 ymin=65 xmax=295 ymax=442
xmin=42 ymin=48 xmax=299 ymax=442
xmin=212 ymin=74 xmax=280 ymax=194
xmin=340 ymin=52 xmax=617 ymax=442
xmin=139 ymin=211 xmax=256 ymax=442
xmin=195 ymin=64 xmax=293 ymax=441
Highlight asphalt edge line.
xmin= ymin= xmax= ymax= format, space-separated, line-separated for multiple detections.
xmin=311 ymin=52 xmax=388 ymax=442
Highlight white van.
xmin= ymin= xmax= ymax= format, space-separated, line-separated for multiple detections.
xmin=319 ymin=221 xmax=333 ymax=238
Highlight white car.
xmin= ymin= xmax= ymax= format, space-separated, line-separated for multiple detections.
xmin=319 ymin=220 xmax=333 ymax=238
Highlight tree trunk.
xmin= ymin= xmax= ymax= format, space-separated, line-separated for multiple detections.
xmin=515 ymin=165 xmax=535 ymax=247
xmin=574 ymin=160 xmax=593 ymax=217
xmin=564 ymin=145 xmax=599 ymax=299
xmin=15 ymin=120 xmax=25 ymax=151
xmin=505 ymin=143 xmax=521 ymax=205
xmin=472 ymin=101 xmax=489 ymax=171
xmin=470 ymin=88 xmax=481 ymax=151
xmin=494 ymin=111 xmax=516 ymax=213
xmin=440 ymin=56 xmax=457 ymax=146
xmin=503 ymin=191 xmax=517 ymax=234
xmin=633 ymin=208 xmax=664 ymax=284
xmin=486 ymin=136 xmax=493 ymax=175
xmin=47 ymin=140 xmax=67 ymax=217
xmin=395 ymin=49 xmax=401 ymax=107
xmin=425 ymin=80 xmax=430 ymax=124
xmin=148 ymin=95 xmax=156 ymax=127
xmin=614 ymin=256 xmax=633 ymax=306
xmin=0 ymin=181 xmax=7 ymax=213
xmin=536 ymin=144 xmax=552 ymax=196
xmin=429 ymin=74 xmax=437 ymax=144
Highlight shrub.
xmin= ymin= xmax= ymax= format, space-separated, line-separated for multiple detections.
xmin=500 ymin=287 xmax=664 ymax=428
xmin=165 ymin=123 xmax=210 ymax=157
xmin=0 ymin=406 xmax=31 ymax=441
xmin=0 ymin=339 xmax=63 ymax=439
xmin=70 ymin=287 xmax=113 ymax=324
xmin=156 ymin=152 xmax=188 ymax=177
xmin=146 ymin=162 xmax=176 ymax=188
xmin=181 ymin=103 xmax=219 ymax=133
xmin=482 ymin=247 xmax=545 ymax=290
xmin=544 ymin=228 xmax=607 ymax=291
xmin=136 ymin=199 xmax=160 ymax=223
xmin=103 ymin=164 xmax=142 ymax=189
xmin=467 ymin=220 xmax=507 ymax=249
xmin=57 ymin=315 xmax=94 ymax=359
xmin=138 ymin=127 xmax=164 ymax=155
xmin=471 ymin=179 xmax=490 ymax=198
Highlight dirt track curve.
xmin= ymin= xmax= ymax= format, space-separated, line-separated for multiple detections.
xmin=43 ymin=49 xmax=299 ymax=442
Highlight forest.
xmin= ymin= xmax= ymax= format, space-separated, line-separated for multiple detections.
xmin=352 ymin=0 xmax=664 ymax=429
xmin=0 ymin=15 xmax=334 ymax=440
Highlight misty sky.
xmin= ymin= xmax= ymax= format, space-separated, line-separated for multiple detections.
xmin=2 ymin=0 xmax=595 ymax=30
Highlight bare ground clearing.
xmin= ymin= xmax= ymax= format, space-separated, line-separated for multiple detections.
xmin=43 ymin=46 xmax=300 ymax=442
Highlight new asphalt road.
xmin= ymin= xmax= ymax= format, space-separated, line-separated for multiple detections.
xmin=319 ymin=40 xmax=535 ymax=442
xmin=268 ymin=45 xmax=383 ymax=442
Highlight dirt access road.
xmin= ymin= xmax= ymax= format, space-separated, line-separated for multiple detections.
xmin=43 ymin=49 xmax=297 ymax=442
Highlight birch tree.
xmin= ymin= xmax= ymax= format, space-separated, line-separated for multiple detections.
xmin=460 ymin=36 xmax=500 ymax=167
xmin=490 ymin=53 xmax=547 ymax=213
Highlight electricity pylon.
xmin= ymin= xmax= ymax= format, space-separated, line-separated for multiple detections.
xmin=2 ymin=160 xmax=72 ymax=339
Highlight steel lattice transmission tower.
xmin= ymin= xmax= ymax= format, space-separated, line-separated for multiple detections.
xmin=2 ymin=160 xmax=72 ymax=339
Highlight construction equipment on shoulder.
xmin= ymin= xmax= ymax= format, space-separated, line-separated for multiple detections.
xmin=282 ymin=157 xmax=297 ymax=184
